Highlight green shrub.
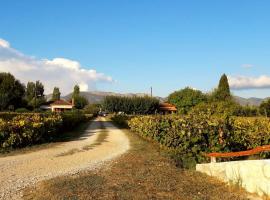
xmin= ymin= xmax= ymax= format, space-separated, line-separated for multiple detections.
xmin=0 ymin=114 xmax=62 ymax=148
xmin=128 ymin=114 xmax=270 ymax=168
xmin=111 ymin=114 xmax=134 ymax=128
xmin=61 ymin=110 xmax=87 ymax=131
xmin=15 ymin=108 xmax=30 ymax=113
xmin=0 ymin=111 xmax=92 ymax=149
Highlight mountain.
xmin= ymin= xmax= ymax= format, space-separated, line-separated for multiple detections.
xmin=233 ymin=96 xmax=268 ymax=106
xmin=56 ymin=91 xmax=165 ymax=104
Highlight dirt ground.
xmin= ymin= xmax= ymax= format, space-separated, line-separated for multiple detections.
xmin=0 ymin=117 xmax=129 ymax=200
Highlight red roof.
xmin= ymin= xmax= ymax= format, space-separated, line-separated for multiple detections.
xmin=50 ymin=99 xmax=72 ymax=106
xmin=159 ymin=103 xmax=177 ymax=111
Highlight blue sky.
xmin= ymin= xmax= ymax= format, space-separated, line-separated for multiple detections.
xmin=1 ymin=0 xmax=270 ymax=98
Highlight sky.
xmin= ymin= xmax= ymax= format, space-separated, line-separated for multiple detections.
xmin=1 ymin=0 xmax=270 ymax=98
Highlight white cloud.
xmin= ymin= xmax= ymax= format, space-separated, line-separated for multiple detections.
xmin=241 ymin=64 xmax=253 ymax=68
xmin=0 ymin=39 xmax=10 ymax=48
xmin=229 ymin=75 xmax=270 ymax=90
xmin=0 ymin=38 xmax=113 ymax=94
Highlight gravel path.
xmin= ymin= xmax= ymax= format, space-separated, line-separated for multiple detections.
xmin=0 ymin=117 xmax=130 ymax=200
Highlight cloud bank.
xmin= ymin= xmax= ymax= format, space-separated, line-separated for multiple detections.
xmin=229 ymin=75 xmax=270 ymax=90
xmin=0 ymin=38 xmax=113 ymax=94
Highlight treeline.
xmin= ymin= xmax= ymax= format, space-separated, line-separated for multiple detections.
xmin=0 ymin=72 xmax=89 ymax=112
xmin=103 ymin=96 xmax=159 ymax=114
xmin=168 ymin=74 xmax=269 ymax=117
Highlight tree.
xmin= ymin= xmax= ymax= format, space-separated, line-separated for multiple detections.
xmin=71 ymin=85 xmax=88 ymax=109
xmin=167 ymin=87 xmax=206 ymax=114
xmin=0 ymin=72 xmax=25 ymax=110
xmin=26 ymin=81 xmax=45 ymax=109
xmin=212 ymin=74 xmax=231 ymax=101
xmin=84 ymin=103 xmax=100 ymax=116
xmin=72 ymin=85 xmax=80 ymax=98
xmin=259 ymin=99 xmax=270 ymax=117
xmin=103 ymin=96 xmax=159 ymax=114
xmin=52 ymin=87 xmax=61 ymax=101
xmin=74 ymin=96 xmax=89 ymax=109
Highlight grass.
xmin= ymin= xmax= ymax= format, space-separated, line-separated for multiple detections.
xmin=23 ymin=122 xmax=251 ymax=200
xmin=0 ymin=120 xmax=93 ymax=157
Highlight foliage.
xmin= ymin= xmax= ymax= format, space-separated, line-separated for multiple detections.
xmin=167 ymin=87 xmax=207 ymax=114
xmin=211 ymin=74 xmax=231 ymax=101
xmin=103 ymin=96 xmax=159 ymax=115
xmin=0 ymin=72 xmax=25 ymax=110
xmin=52 ymin=87 xmax=61 ymax=101
xmin=0 ymin=114 xmax=62 ymax=148
xmin=26 ymin=81 xmax=46 ymax=109
xmin=71 ymin=85 xmax=88 ymax=109
xmin=15 ymin=108 xmax=30 ymax=113
xmin=73 ymin=96 xmax=89 ymax=109
xmin=189 ymin=100 xmax=260 ymax=117
xmin=61 ymin=110 xmax=87 ymax=130
xmin=259 ymin=99 xmax=270 ymax=117
xmin=111 ymin=114 xmax=134 ymax=128
xmin=0 ymin=111 xmax=88 ymax=149
xmin=84 ymin=104 xmax=100 ymax=116
xmin=72 ymin=85 xmax=80 ymax=98
xmin=128 ymin=114 xmax=270 ymax=168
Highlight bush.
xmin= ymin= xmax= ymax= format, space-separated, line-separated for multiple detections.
xmin=111 ymin=114 xmax=134 ymax=128
xmin=15 ymin=108 xmax=30 ymax=113
xmin=61 ymin=110 xmax=87 ymax=131
xmin=128 ymin=114 xmax=270 ymax=168
xmin=189 ymin=101 xmax=259 ymax=117
xmin=0 ymin=111 xmax=91 ymax=149
xmin=0 ymin=114 xmax=62 ymax=148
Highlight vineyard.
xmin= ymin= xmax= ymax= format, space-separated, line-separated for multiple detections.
xmin=125 ymin=114 xmax=270 ymax=168
xmin=0 ymin=111 xmax=89 ymax=149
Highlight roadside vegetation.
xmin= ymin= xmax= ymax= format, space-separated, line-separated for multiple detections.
xmin=23 ymin=124 xmax=249 ymax=200
xmin=111 ymin=74 xmax=270 ymax=169
xmin=0 ymin=111 xmax=92 ymax=152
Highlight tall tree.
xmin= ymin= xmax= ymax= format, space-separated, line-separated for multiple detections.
xmin=0 ymin=73 xmax=25 ymax=110
xmin=72 ymin=85 xmax=80 ymax=98
xmin=212 ymin=74 xmax=231 ymax=101
xmin=259 ymin=99 xmax=270 ymax=117
xmin=26 ymin=81 xmax=45 ymax=109
xmin=168 ymin=87 xmax=206 ymax=114
xmin=52 ymin=87 xmax=61 ymax=101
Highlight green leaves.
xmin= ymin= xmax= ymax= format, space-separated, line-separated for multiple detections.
xmin=128 ymin=114 xmax=270 ymax=167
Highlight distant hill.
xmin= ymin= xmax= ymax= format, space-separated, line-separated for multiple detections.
xmin=233 ymin=96 xmax=268 ymax=106
xmin=45 ymin=91 xmax=164 ymax=104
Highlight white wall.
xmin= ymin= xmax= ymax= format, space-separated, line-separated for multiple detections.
xmin=196 ymin=160 xmax=270 ymax=197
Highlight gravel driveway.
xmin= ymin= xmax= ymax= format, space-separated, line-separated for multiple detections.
xmin=0 ymin=117 xmax=130 ymax=200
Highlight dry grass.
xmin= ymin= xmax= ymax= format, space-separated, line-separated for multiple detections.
xmin=23 ymin=128 xmax=252 ymax=200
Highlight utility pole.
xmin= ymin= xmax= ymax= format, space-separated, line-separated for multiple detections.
xmin=150 ymin=87 xmax=153 ymax=97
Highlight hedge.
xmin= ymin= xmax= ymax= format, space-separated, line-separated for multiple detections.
xmin=0 ymin=111 xmax=89 ymax=149
xmin=128 ymin=114 xmax=270 ymax=168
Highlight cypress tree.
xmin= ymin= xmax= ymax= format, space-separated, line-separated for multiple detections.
xmin=214 ymin=74 xmax=231 ymax=101
xmin=52 ymin=87 xmax=61 ymax=101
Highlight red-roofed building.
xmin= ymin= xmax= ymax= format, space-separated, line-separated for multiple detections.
xmin=159 ymin=103 xmax=177 ymax=114
xmin=40 ymin=99 xmax=74 ymax=112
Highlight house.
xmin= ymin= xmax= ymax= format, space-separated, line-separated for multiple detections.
xmin=158 ymin=103 xmax=177 ymax=114
xmin=40 ymin=99 xmax=74 ymax=112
